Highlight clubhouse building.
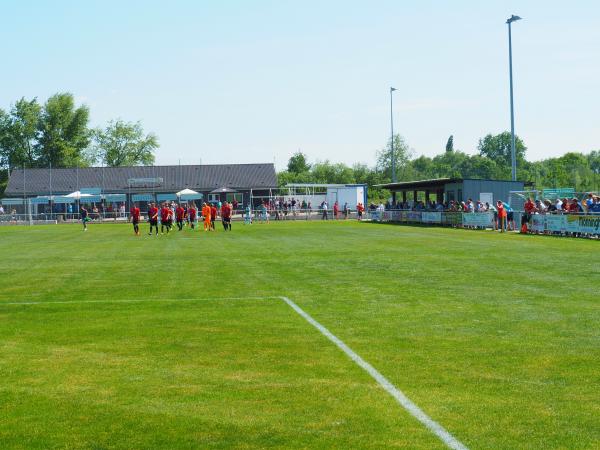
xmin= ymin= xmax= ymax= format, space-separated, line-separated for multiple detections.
xmin=3 ymin=163 xmax=278 ymax=213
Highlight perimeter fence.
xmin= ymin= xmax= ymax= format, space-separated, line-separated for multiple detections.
xmin=367 ymin=209 xmax=600 ymax=238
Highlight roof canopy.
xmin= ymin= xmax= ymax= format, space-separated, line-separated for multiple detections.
xmin=375 ymin=178 xmax=523 ymax=191
xmin=5 ymin=163 xmax=278 ymax=196
xmin=64 ymin=191 xmax=94 ymax=199
xmin=210 ymin=187 xmax=237 ymax=194
xmin=176 ymin=188 xmax=199 ymax=196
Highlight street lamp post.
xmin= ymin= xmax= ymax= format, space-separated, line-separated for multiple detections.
xmin=507 ymin=14 xmax=521 ymax=181
xmin=390 ymin=87 xmax=397 ymax=183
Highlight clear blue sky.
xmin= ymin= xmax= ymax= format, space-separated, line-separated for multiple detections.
xmin=1 ymin=0 xmax=598 ymax=169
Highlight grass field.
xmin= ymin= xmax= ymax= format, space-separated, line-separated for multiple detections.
xmin=0 ymin=220 xmax=598 ymax=449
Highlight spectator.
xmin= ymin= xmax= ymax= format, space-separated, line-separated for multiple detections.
xmin=321 ymin=201 xmax=328 ymax=220
xmin=466 ymin=198 xmax=475 ymax=212
xmin=585 ymin=193 xmax=594 ymax=211
xmin=496 ymin=200 xmax=507 ymax=232
xmin=554 ymin=198 xmax=563 ymax=212
xmin=503 ymin=201 xmax=514 ymax=230
xmin=0 ymin=205 xmax=4 ymax=215
xmin=568 ymin=197 xmax=582 ymax=213
xmin=590 ymin=196 xmax=600 ymax=213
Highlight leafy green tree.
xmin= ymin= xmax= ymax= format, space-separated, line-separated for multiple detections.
xmin=287 ymin=151 xmax=311 ymax=174
xmin=36 ymin=93 xmax=91 ymax=167
xmin=477 ymin=131 xmax=526 ymax=177
xmin=445 ymin=135 xmax=454 ymax=152
xmin=311 ymin=161 xmax=356 ymax=184
xmin=91 ymin=120 xmax=157 ymax=167
xmin=0 ymin=98 xmax=42 ymax=169
xmin=376 ymin=134 xmax=413 ymax=181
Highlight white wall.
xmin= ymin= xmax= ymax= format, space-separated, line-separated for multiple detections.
xmin=326 ymin=186 xmax=364 ymax=209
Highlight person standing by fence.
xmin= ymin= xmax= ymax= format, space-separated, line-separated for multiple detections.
xmin=496 ymin=200 xmax=506 ymax=233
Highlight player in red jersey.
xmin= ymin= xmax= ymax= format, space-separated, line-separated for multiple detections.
xmin=130 ymin=203 xmax=141 ymax=235
xmin=176 ymin=204 xmax=185 ymax=231
xmin=160 ymin=203 xmax=173 ymax=234
xmin=188 ymin=203 xmax=197 ymax=229
xmin=147 ymin=202 xmax=159 ymax=235
xmin=210 ymin=204 xmax=217 ymax=231
xmin=221 ymin=201 xmax=232 ymax=231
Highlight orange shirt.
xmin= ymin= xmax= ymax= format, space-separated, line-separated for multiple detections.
xmin=497 ymin=204 xmax=506 ymax=218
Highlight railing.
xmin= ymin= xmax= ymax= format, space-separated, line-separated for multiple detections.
xmin=0 ymin=208 xmax=364 ymax=225
xmin=368 ymin=209 xmax=600 ymax=237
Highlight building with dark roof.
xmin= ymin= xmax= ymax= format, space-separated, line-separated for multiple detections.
xmin=3 ymin=163 xmax=278 ymax=211
xmin=376 ymin=178 xmax=525 ymax=205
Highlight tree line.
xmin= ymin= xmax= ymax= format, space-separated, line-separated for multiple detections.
xmin=280 ymin=133 xmax=600 ymax=201
xmin=0 ymin=93 xmax=158 ymax=170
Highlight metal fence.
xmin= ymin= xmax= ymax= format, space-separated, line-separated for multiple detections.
xmin=367 ymin=209 xmax=600 ymax=237
xmin=0 ymin=208 xmax=364 ymax=226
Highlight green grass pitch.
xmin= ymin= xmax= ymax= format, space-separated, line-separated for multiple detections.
xmin=0 ymin=220 xmax=598 ymax=449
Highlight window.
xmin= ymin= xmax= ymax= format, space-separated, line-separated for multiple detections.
xmin=457 ymin=189 xmax=463 ymax=202
xmin=226 ymin=193 xmax=243 ymax=203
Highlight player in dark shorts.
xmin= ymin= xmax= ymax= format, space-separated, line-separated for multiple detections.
xmin=148 ymin=202 xmax=159 ymax=235
xmin=221 ymin=201 xmax=232 ymax=231
xmin=176 ymin=204 xmax=185 ymax=231
xmin=188 ymin=204 xmax=197 ymax=229
xmin=130 ymin=203 xmax=141 ymax=235
xmin=80 ymin=206 xmax=89 ymax=231
xmin=160 ymin=203 xmax=172 ymax=234
xmin=210 ymin=204 xmax=217 ymax=231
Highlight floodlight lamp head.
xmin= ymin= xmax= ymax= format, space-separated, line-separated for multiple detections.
xmin=506 ymin=15 xmax=522 ymax=24
xmin=390 ymin=87 xmax=397 ymax=92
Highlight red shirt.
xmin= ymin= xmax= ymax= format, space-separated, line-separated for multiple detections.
xmin=148 ymin=206 xmax=158 ymax=220
xmin=160 ymin=207 xmax=171 ymax=222
xmin=131 ymin=207 xmax=140 ymax=220
xmin=210 ymin=206 xmax=217 ymax=219
xmin=188 ymin=207 xmax=197 ymax=219
xmin=176 ymin=206 xmax=185 ymax=220
xmin=497 ymin=204 xmax=506 ymax=218
xmin=524 ymin=200 xmax=535 ymax=214
xmin=221 ymin=204 xmax=231 ymax=218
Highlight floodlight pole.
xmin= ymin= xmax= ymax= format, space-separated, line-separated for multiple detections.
xmin=507 ymin=15 xmax=521 ymax=181
xmin=390 ymin=87 xmax=397 ymax=183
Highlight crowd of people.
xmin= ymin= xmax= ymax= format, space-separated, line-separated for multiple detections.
xmin=378 ymin=193 xmax=600 ymax=214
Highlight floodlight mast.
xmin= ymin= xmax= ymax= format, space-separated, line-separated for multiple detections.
xmin=390 ymin=87 xmax=397 ymax=183
xmin=507 ymin=15 xmax=522 ymax=181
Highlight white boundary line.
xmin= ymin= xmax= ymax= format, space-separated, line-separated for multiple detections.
xmin=281 ymin=296 xmax=469 ymax=450
xmin=1 ymin=294 xmax=468 ymax=449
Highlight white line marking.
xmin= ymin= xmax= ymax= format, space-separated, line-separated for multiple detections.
xmin=2 ymin=293 xmax=468 ymax=449
xmin=0 ymin=296 xmax=277 ymax=306
xmin=280 ymin=296 xmax=469 ymax=450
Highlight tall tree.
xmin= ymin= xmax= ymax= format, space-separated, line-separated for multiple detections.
xmin=477 ymin=131 xmax=526 ymax=174
xmin=91 ymin=120 xmax=157 ymax=167
xmin=36 ymin=93 xmax=91 ymax=167
xmin=445 ymin=135 xmax=454 ymax=152
xmin=0 ymin=98 xmax=42 ymax=169
xmin=287 ymin=151 xmax=310 ymax=174
xmin=376 ymin=134 xmax=413 ymax=181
